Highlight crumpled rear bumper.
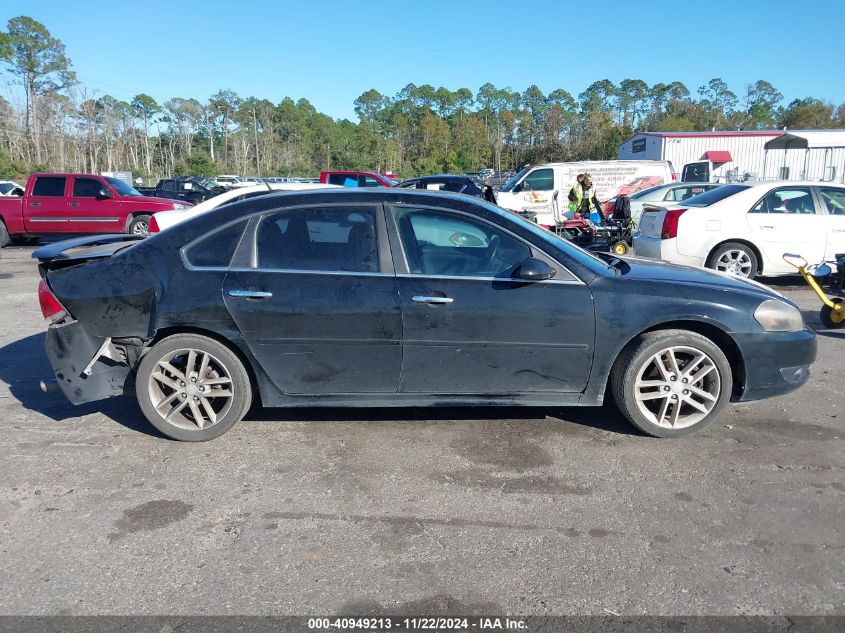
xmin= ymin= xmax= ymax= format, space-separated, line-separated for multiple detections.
xmin=46 ymin=320 xmax=131 ymax=405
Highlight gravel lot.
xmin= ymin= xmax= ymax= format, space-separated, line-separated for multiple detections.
xmin=1 ymin=244 xmax=843 ymax=616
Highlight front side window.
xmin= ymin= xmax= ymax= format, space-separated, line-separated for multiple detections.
xmin=666 ymin=185 xmax=710 ymax=202
xmin=72 ymin=178 xmax=103 ymax=198
xmin=517 ymin=168 xmax=554 ymax=192
xmin=184 ymin=219 xmax=248 ymax=268
xmin=393 ymin=207 xmax=531 ymax=277
xmin=819 ymin=188 xmax=845 ymax=216
xmin=751 ymin=188 xmax=816 ymax=215
xmin=32 ymin=177 xmax=66 ymax=197
xmin=361 ymin=176 xmax=382 ymax=187
xmin=256 ymin=207 xmax=378 ymax=272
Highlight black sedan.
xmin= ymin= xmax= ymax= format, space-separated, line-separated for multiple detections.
xmin=397 ymin=174 xmax=496 ymax=203
xmin=34 ymin=189 xmax=816 ymax=441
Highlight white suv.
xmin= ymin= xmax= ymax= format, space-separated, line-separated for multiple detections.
xmin=634 ymin=181 xmax=845 ymax=278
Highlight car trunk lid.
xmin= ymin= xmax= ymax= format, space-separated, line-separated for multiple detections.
xmin=637 ymin=203 xmax=671 ymax=238
xmin=32 ymin=234 xmax=143 ymax=273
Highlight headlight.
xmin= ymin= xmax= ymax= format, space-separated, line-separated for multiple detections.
xmin=754 ymin=299 xmax=805 ymax=332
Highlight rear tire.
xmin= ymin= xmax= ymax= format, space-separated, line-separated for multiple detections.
xmin=610 ymin=329 xmax=733 ymax=438
xmin=820 ymin=298 xmax=845 ymax=329
xmin=128 ymin=214 xmax=151 ymax=236
xmin=706 ymin=242 xmax=758 ymax=279
xmin=135 ymin=334 xmax=252 ymax=441
xmin=0 ymin=220 xmax=9 ymax=248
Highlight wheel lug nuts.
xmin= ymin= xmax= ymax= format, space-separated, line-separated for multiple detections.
xmin=180 ymin=381 xmax=185 ymax=387
xmin=193 ymin=396 xmax=199 ymax=402
xmin=671 ymin=395 xmax=678 ymax=400
xmin=180 ymin=392 xmax=187 ymax=398
xmin=670 ymin=376 xmax=676 ymax=381
xmin=191 ymin=377 xmax=197 ymax=383
xmin=199 ymin=386 xmax=205 ymax=392
xmin=682 ymin=378 xmax=688 ymax=383
xmin=683 ymin=390 xmax=689 ymax=395
xmin=663 ymin=386 xmax=670 ymax=392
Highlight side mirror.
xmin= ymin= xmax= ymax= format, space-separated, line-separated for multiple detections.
xmin=514 ymin=257 xmax=555 ymax=282
xmin=95 ymin=188 xmax=113 ymax=199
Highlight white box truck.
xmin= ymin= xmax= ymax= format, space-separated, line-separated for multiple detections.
xmin=495 ymin=160 xmax=675 ymax=227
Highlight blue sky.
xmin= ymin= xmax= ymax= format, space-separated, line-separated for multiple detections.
xmin=2 ymin=0 xmax=841 ymax=120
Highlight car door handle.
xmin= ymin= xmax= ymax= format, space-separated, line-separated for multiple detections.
xmin=68 ymin=202 xmax=80 ymax=207
xmin=412 ymin=295 xmax=454 ymax=304
xmin=228 ymin=289 xmax=273 ymax=299
xmin=834 ymin=229 xmax=845 ymax=233
xmin=30 ymin=202 xmax=41 ymax=207
xmin=759 ymin=225 xmax=774 ymax=229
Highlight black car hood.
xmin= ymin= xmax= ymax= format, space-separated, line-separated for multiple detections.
xmin=617 ymin=255 xmax=783 ymax=300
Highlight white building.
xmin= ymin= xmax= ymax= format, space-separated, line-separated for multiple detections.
xmin=618 ymin=129 xmax=845 ymax=183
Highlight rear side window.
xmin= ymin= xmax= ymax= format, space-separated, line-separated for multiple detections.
xmin=183 ymin=220 xmax=248 ymax=268
xmin=684 ymin=184 xmax=749 ymax=207
xmin=751 ymin=188 xmax=816 ymax=215
xmin=256 ymin=207 xmax=378 ymax=272
xmin=32 ymin=177 xmax=66 ymax=197
xmin=327 ymin=174 xmax=351 ymax=186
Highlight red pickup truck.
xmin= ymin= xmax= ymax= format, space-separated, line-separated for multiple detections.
xmin=0 ymin=173 xmax=192 ymax=246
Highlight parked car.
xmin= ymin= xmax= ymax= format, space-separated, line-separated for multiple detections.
xmin=149 ymin=182 xmax=341 ymax=232
xmin=634 ymin=181 xmax=845 ymax=279
xmin=319 ymin=171 xmax=397 ymax=187
xmin=0 ymin=180 xmax=24 ymax=196
xmin=35 ymin=189 xmax=815 ymax=441
xmin=496 ymin=160 xmax=675 ymax=228
xmin=396 ymin=174 xmax=488 ymax=198
xmin=214 ymin=175 xmax=252 ymax=189
xmin=0 ymin=173 xmax=191 ymax=245
xmin=606 ymin=182 xmax=723 ymax=229
xmin=150 ymin=177 xmax=222 ymax=204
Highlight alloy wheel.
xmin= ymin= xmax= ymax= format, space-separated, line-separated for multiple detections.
xmin=132 ymin=221 xmax=149 ymax=236
xmin=715 ymin=249 xmax=752 ymax=277
xmin=633 ymin=345 xmax=721 ymax=429
xmin=147 ymin=348 xmax=234 ymax=430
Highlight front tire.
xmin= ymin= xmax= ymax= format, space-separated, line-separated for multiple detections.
xmin=707 ymin=242 xmax=758 ymax=279
xmin=610 ymin=329 xmax=733 ymax=438
xmin=820 ymin=298 xmax=845 ymax=329
xmin=128 ymin=214 xmax=151 ymax=236
xmin=135 ymin=334 xmax=252 ymax=441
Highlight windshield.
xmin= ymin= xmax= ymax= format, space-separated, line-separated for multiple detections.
xmin=630 ymin=185 xmax=666 ymax=199
xmin=198 ymin=178 xmax=218 ymax=189
xmin=381 ymin=176 xmax=398 ymax=187
xmin=105 ymin=177 xmax=142 ymax=196
xmin=684 ymin=184 xmax=749 ymax=207
xmin=500 ymin=166 xmax=531 ymax=192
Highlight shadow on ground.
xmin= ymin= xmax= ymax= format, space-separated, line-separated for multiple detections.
xmin=0 ymin=332 xmax=163 ymax=438
xmin=0 ymin=332 xmax=639 ymax=439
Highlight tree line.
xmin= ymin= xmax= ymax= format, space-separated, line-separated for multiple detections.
xmin=1 ymin=15 xmax=844 ymax=182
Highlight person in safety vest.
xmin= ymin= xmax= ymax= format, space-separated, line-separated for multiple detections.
xmin=568 ymin=173 xmax=603 ymax=219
